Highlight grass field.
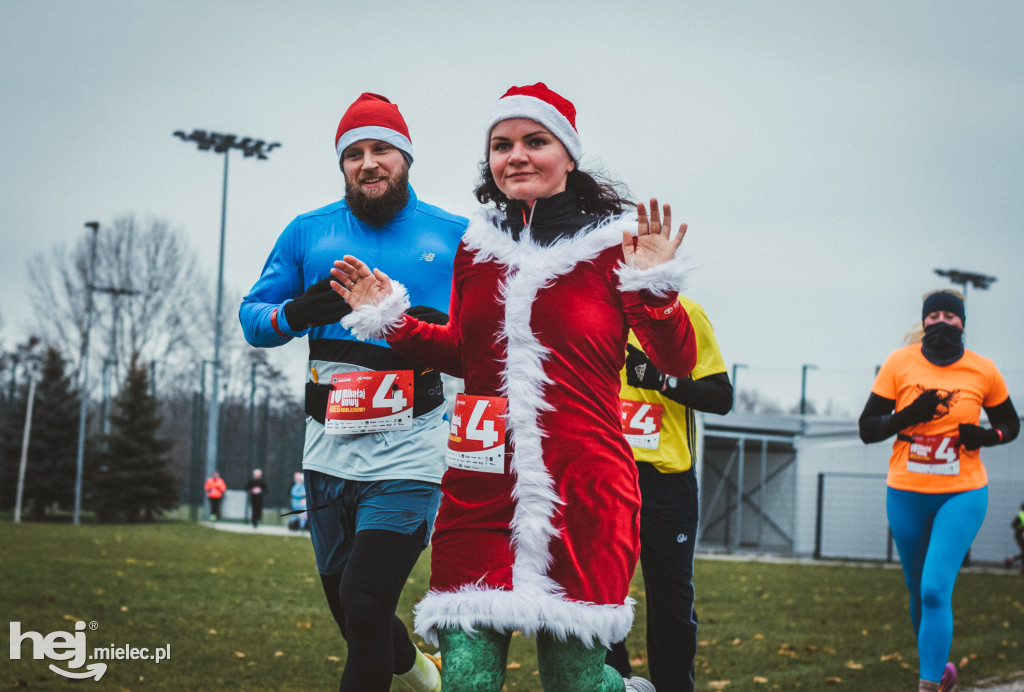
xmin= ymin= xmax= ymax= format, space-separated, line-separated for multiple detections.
xmin=2 ymin=520 xmax=1021 ymax=691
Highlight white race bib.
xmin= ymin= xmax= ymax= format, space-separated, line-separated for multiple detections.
xmin=446 ymin=394 xmax=508 ymax=474
xmin=324 ymin=370 xmax=414 ymax=434
xmin=906 ymin=433 xmax=960 ymax=476
xmin=620 ymin=399 xmax=664 ymax=450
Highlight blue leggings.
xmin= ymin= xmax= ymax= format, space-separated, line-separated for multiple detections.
xmin=886 ymin=485 xmax=987 ymax=682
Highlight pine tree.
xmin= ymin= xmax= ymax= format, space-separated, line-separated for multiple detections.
xmin=0 ymin=346 xmax=79 ymax=518
xmin=90 ymin=355 xmax=177 ymax=522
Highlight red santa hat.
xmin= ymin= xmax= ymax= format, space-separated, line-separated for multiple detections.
xmin=485 ymin=82 xmax=582 ymax=162
xmin=335 ymin=93 xmax=414 ymax=164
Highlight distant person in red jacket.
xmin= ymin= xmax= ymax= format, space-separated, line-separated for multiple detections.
xmin=204 ymin=471 xmax=227 ymax=521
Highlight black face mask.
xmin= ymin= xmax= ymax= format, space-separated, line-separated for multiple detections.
xmin=921 ymin=322 xmax=964 ymax=366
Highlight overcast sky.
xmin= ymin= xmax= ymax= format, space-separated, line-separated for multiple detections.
xmin=2 ymin=0 xmax=1022 ymax=415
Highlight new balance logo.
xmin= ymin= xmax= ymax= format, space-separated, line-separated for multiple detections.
xmin=419 ymin=252 xmax=436 ymax=262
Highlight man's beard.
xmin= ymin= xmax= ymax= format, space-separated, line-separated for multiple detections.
xmin=345 ymin=165 xmax=410 ymax=227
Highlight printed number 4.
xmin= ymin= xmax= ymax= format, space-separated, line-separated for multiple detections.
xmin=466 ymin=400 xmax=498 ymax=447
xmin=372 ymin=374 xmax=407 ymax=412
xmin=936 ymin=437 xmax=957 ymax=463
xmin=630 ymin=404 xmax=657 ymax=435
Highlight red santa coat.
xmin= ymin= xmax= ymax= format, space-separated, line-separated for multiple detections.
xmin=344 ymin=206 xmax=696 ymax=647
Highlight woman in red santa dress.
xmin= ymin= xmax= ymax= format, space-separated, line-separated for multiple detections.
xmin=332 ymin=82 xmax=696 ymax=692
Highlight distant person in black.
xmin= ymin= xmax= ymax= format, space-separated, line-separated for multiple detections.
xmin=245 ymin=469 xmax=268 ymax=529
xmin=1007 ymin=502 xmax=1024 ymax=574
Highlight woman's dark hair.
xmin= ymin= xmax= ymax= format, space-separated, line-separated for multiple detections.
xmin=474 ymin=162 xmax=634 ymax=216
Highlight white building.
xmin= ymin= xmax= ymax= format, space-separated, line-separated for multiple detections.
xmin=696 ymin=413 xmax=1024 ymax=565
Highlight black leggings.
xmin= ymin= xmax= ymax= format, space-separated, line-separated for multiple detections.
xmin=319 ymin=523 xmax=427 ymax=692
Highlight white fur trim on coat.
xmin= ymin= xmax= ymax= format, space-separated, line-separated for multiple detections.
xmin=414 ymin=585 xmax=635 ymax=648
xmin=616 ymin=252 xmax=691 ymax=298
xmin=339 ymin=280 xmax=410 ymax=341
xmin=414 ymin=209 xmax=639 ymax=647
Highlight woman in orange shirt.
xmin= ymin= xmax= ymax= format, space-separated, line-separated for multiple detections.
xmin=859 ymin=290 xmax=1019 ymax=692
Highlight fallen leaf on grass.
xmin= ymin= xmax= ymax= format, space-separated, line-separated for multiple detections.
xmin=274 ymin=651 xmax=284 ymax=657
xmin=708 ymin=681 xmax=731 ymax=690
xmin=234 ymin=652 xmax=246 ymax=658
xmin=880 ymin=652 xmax=902 ymax=662
xmin=296 ymin=621 xmax=311 ymax=628
xmin=753 ymin=676 xmax=768 ymax=683
xmin=507 ymin=661 xmax=521 ymax=669
xmin=825 ymin=676 xmax=842 ymax=685
xmin=327 ymin=655 xmax=341 ymax=662
xmin=845 ymin=660 xmax=863 ymax=670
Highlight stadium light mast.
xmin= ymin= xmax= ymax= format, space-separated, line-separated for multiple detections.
xmin=800 ymin=364 xmax=818 ymax=416
xmin=73 ymin=221 xmax=101 ymax=525
xmin=933 ymin=268 xmax=997 ymax=308
xmin=173 ymin=130 xmax=280 ymax=491
xmin=731 ymin=363 xmax=748 ymax=392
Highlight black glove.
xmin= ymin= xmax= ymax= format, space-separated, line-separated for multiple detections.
xmin=283 ymin=277 xmax=352 ymax=330
xmin=407 ymin=305 xmax=449 ymax=325
xmin=958 ymin=423 xmax=1000 ymax=450
xmin=894 ymin=389 xmax=942 ymax=427
xmin=625 ymin=344 xmax=665 ymax=391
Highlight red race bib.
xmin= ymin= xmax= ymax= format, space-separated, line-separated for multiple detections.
xmin=620 ymin=399 xmax=664 ymax=450
xmin=906 ymin=433 xmax=960 ymax=476
xmin=446 ymin=394 xmax=508 ymax=474
xmin=324 ymin=370 xmax=414 ymax=434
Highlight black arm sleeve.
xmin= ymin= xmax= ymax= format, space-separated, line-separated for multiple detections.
xmin=984 ymin=396 xmax=1021 ymax=445
xmin=858 ymin=393 xmax=899 ymax=444
xmin=661 ymin=372 xmax=734 ymax=415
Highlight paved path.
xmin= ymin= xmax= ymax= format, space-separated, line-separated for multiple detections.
xmin=201 ymin=520 xmax=305 ymax=536
xmin=963 ymin=675 xmax=1024 ymax=692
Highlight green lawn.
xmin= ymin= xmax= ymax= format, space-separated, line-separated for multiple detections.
xmin=2 ymin=521 xmax=1021 ymax=690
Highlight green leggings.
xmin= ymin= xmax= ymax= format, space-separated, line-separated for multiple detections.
xmin=437 ymin=627 xmax=626 ymax=692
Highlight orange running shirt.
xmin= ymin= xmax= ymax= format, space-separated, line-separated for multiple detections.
xmin=871 ymin=344 xmax=1010 ymax=493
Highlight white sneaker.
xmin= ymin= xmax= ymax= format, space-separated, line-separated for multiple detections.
xmin=624 ymin=676 xmax=656 ymax=692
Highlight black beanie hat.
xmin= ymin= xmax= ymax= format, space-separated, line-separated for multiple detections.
xmin=922 ymin=292 xmax=965 ymax=325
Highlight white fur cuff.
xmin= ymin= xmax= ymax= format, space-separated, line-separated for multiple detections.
xmin=616 ymin=253 xmax=691 ymax=298
xmin=339 ymin=280 xmax=411 ymax=341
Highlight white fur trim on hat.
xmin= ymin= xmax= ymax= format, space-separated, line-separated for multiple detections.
xmin=486 ymin=94 xmax=582 ymax=162
xmin=336 ymin=126 xmax=414 ymax=165
xmin=339 ymin=280 xmax=411 ymax=341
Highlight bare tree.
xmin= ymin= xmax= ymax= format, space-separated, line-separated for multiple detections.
xmin=27 ymin=216 xmax=210 ymax=394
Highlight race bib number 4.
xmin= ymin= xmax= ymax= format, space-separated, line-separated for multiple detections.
xmin=620 ymin=399 xmax=664 ymax=450
xmin=324 ymin=370 xmax=414 ymax=435
xmin=446 ymin=394 xmax=508 ymax=474
xmin=907 ymin=433 xmax=960 ymax=476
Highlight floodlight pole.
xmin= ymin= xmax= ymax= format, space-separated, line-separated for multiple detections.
xmin=72 ymin=221 xmax=101 ymax=525
xmin=731 ymin=363 xmax=748 ymax=391
xmin=933 ymin=268 xmax=997 ymax=310
xmin=800 ymin=364 xmax=818 ymax=416
xmin=14 ymin=370 xmax=39 ymax=524
xmin=173 ymin=130 xmax=279 ymax=486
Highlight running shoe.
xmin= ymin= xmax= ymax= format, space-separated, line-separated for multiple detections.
xmin=938 ymin=662 xmax=957 ymax=692
xmin=623 ymin=676 xmax=656 ymax=692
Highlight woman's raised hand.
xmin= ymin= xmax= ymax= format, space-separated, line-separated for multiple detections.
xmin=330 ymin=255 xmax=394 ymax=309
xmin=622 ymin=198 xmax=687 ymax=270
